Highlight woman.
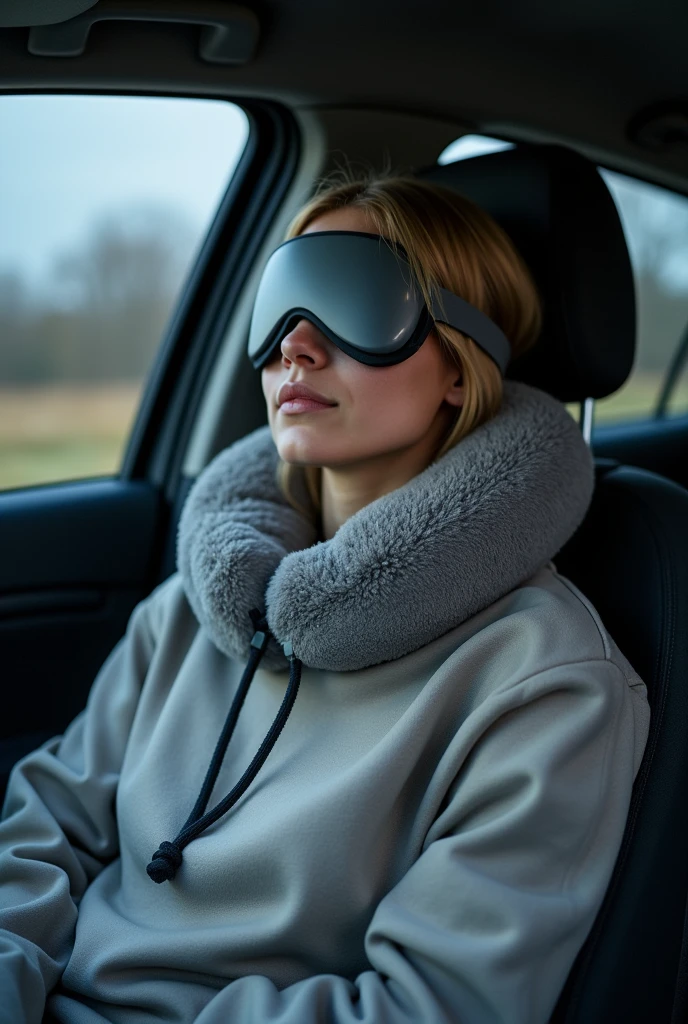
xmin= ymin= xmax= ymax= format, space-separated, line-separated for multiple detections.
xmin=0 ymin=170 xmax=650 ymax=1024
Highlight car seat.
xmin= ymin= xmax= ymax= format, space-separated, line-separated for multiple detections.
xmin=418 ymin=144 xmax=688 ymax=1024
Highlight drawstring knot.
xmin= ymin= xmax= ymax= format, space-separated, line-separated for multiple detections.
xmin=146 ymin=607 xmax=301 ymax=884
xmin=146 ymin=841 xmax=183 ymax=883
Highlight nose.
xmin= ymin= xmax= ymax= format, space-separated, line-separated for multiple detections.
xmin=279 ymin=319 xmax=331 ymax=367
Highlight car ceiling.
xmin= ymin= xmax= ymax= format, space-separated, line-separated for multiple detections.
xmin=1 ymin=0 xmax=687 ymax=192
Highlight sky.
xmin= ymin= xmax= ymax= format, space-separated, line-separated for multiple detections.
xmin=0 ymin=94 xmax=249 ymax=295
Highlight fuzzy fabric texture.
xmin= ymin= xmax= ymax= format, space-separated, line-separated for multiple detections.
xmin=176 ymin=379 xmax=595 ymax=672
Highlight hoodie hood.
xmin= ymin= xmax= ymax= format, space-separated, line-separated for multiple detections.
xmin=176 ymin=379 xmax=595 ymax=673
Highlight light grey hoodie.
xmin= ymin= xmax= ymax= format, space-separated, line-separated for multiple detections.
xmin=0 ymin=380 xmax=650 ymax=1024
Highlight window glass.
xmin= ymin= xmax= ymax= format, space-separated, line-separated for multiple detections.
xmin=0 ymin=94 xmax=249 ymax=492
xmin=596 ymin=169 xmax=688 ymax=424
xmin=438 ymin=134 xmax=514 ymax=164
xmin=437 ymin=135 xmax=688 ymax=426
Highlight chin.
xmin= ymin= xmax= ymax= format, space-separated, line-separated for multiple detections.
xmin=276 ymin=434 xmax=359 ymax=468
xmin=276 ymin=432 xmax=328 ymax=466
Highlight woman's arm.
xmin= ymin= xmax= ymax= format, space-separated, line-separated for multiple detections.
xmin=0 ymin=590 xmax=160 ymax=1024
xmin=192 ymin=657 xmax=650 ymax=1024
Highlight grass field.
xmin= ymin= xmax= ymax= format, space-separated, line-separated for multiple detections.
xmin=0 ymin=384 xmax=142 ymax=491
xmin=0 ymin=373 xmax=686 ymax=492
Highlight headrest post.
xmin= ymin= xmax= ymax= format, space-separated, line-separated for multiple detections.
xmin=578 ymin=397 xmax=595 ymax=448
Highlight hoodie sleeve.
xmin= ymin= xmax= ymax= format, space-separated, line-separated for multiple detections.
xmin=0 ymin=590 xmax=159 ymax=1024
xmin=192 ymin=657 xmax=650 ymax=1024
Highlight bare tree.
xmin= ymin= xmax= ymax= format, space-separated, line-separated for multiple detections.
xmin=0 ymin=203 xmax=197 ymax=384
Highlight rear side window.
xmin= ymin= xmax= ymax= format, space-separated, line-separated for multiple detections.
xmin=0 ymin=94 xmax=249 ymax=492
xmin=438 ymin=135 xmax=688 ymax=427
xmin=598 ymin=169 xmax=688 ymax=424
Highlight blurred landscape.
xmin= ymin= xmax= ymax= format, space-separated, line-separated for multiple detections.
xmin=0 ymin=204 xmax=195 ymax=489
xmin=0 ymin=91 xmax=248 ymax=492
xmin=0 ymin=383 xmax=139 ymax=490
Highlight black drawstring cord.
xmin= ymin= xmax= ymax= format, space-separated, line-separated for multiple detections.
xmin=146 ymin=608 xmax=302 ymax=884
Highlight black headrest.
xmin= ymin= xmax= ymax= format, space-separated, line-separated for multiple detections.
xmin=417 ymin=143 xmax=636 ymax=403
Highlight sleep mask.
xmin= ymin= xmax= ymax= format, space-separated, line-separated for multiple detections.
xmin=247 ymin=230 xmax=511 ymax=373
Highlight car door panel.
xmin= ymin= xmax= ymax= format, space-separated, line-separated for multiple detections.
xmin=0 ymin=477 xmax=164 ymax=802
xmin=593 ymin=417 xmax=688 ymax=491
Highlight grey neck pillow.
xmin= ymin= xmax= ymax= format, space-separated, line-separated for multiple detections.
xmin=176 ymin=379 xmax=594 ymax=673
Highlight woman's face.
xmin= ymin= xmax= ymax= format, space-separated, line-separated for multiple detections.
xmin=260 ymin=205 xmax=464 ymax=469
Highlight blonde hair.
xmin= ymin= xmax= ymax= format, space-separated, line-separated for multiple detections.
xmin=272 ymin=165 xmax=542 ymax=524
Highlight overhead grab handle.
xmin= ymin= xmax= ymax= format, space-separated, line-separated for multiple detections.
xmin=27 ymin=0 xmax=259 ymax=64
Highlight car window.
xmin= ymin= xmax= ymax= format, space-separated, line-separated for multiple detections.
xmin=599 ymin=169 xmax=688 ymax=424
xmin=438 ymin=135 xmax=688 ymax=428
xmin=0 ymin=94 xmax=249 ymax=493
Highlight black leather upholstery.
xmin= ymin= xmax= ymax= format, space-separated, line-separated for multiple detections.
xmin=418 ymin=146 xmax=688 ymax=1022
xmin=554 ymin=461 xmax=688 ymax=1023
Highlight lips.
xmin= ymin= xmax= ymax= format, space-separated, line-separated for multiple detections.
xmin=277 ymin=381 xmax=337 ymax=408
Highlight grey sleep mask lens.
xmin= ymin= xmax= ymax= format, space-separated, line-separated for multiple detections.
xmin=247 ymin=230 xmax=511 ymax=374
